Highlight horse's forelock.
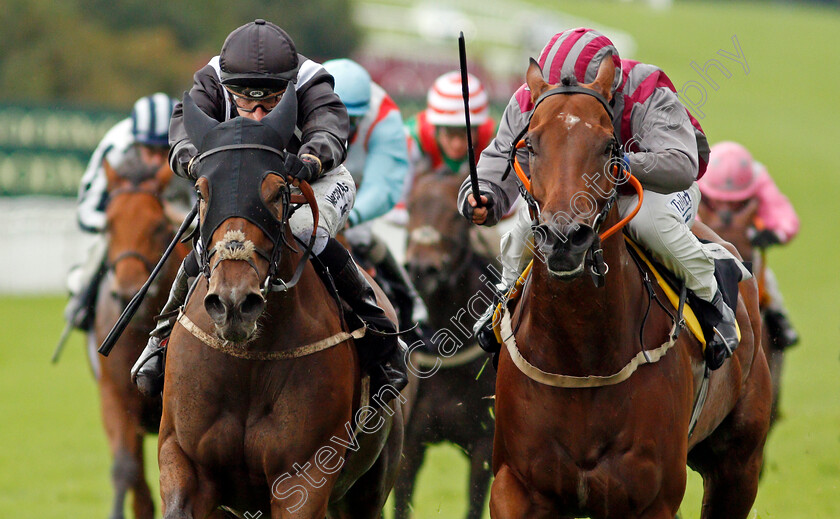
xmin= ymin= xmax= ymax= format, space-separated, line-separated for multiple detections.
xmin=114 ymin=148 xmax=158 ymax=185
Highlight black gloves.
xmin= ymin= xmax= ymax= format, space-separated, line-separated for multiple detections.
xmin=460 ymin=190 xmax=496 ymax=223
xmin=748 ymin=228 xmax=781 ymax=249
xmin=284 ymin=153 xmax=322 ymax=182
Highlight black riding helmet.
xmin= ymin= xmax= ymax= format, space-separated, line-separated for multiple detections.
xmin=219 ymin=19 xmax=299 ymax=99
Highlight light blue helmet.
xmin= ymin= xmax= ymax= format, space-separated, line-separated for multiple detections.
xmin=323 ymin=59 xmax=372 ymax=117
xmin=131 ymin=93 xmax=178 ymax=147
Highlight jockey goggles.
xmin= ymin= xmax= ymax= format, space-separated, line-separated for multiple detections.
xmin=225 ymin=85 xmax=287 ymax=113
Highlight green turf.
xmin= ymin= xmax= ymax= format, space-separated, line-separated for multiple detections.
xmin=2 ymin=1 xmax=839 ymax=517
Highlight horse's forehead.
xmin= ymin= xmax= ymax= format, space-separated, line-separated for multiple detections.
xmin=533 ymin=94 xmax=607 ymax=130
xmin=108 ymin=191 xmax=159 ymax=218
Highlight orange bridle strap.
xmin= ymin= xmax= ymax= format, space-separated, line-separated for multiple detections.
xmin=513 ymin=140 xmax=644 ymax=240
xmin=513 ymin=140 xmax=532 ymax=193
xmin=599 ymin=165 xmax=643 ymax=240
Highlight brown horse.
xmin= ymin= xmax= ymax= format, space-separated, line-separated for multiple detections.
xmin=698 ymin=199 xmax=784 ymax=427
xmin=488 ymin=58 xmax=772 ymax=518
xmin=94 ymin=157 xmax=187 ymax=519
xmin=397 ymin=171 xmax=497 ymax=519
xmin=157 ymin=92 xmax=403 ymax=518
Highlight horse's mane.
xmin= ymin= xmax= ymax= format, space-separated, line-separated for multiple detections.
xmin=560 ymin=75 xmax=578 ymax=87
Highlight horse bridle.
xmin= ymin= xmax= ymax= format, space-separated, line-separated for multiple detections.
xmin=502 ymin=84 xmax=644 ymax=285
xmin=193 ymin=143 xmax=319 ymax=297
xmin=105 ymin=184 xmax=170 ymax=275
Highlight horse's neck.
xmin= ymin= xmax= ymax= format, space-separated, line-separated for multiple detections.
xmin=522 ymin=237 xmax=640 ymax=372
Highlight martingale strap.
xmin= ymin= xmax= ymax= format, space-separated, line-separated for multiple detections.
xmin=177 ymin=311 xmax=366 ymax=361
xmin=499 ymin=306 xmax=679 ymax=388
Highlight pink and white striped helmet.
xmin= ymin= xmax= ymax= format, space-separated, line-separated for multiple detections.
xmin=537 ymin=27 xmax=622 ymax=93
xmin=425 ymin=71 xmax=489 ymax=126
xmin=699 ymin=141 xmax=759 ymax=201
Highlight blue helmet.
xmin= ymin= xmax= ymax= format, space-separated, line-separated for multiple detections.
xmin=131 ymin=93 xmax=177 ymax=147
xmin=323 ymin=59 xmax=372 ymax=117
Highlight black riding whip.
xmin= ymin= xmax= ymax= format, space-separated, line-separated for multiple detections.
xmin=98 ymin=202 xmax=198 ymax=357
xmin=458 ymin=31 xmax=483 ymax=208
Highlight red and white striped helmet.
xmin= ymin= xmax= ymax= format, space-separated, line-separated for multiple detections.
xmin=425 ymin=71 xmax=489 ymax=127
xmin=537 ymin=28 xmax=622 ymax=94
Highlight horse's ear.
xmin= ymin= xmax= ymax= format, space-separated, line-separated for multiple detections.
xmin=182 ymin=91 xmax=219 ymax=148
xmin=261 ymin=83 xmax=298 ymax=150
xmin=103 ymin=159 xmax=120 ymax=190
xmin=584 ymin=54 xmax=616 ymax=102
xmin=155 ymin=163 xmax=174 ymax=190
xmin=526 ymin=58 xmax=550 ymax=103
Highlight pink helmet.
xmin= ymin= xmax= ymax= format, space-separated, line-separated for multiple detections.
xmin=699 ymin=141 xmax=759 ymax=201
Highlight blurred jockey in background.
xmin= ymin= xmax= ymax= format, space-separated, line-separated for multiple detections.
xmin=407 ymin=71 xmax=495 ymax=177
xmin=699 ymin=141 xmax=800 ymax=348
xmin=323 ymin=58 xmax=430 ymax=342
xmin=386 ymin=71 xmax=497 ymax=226
xmin=64 ymin=93 xmax=191 ymax=332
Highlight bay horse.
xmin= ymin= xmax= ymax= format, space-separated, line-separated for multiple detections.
xmin=157 ymin=90 xmax=403 ymax=518
xmin=94 ymin=155 xmax=188 ymax=519
xmin=397 ymin=171 xmax=497 ymax=519
xmin=698 ymin=199 xmax=784 ymax=428
xmin=489 ymin=58 xmax=772 ymax=518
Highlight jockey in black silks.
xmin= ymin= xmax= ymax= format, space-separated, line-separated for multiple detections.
xmin=131 ymin=20 xmax=407 ymax=400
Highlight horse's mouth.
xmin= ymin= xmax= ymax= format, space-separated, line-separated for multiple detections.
xmin=214 ymin=321 xmax=259 ymax=345
xmin=546 ymin=258 xmax=585 ymax=280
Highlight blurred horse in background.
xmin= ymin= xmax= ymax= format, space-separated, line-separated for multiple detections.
xmin=698 ymin=199 xmax=785 ymax=428
xmin=398 ymin=171 xmax=497 ymax=519
xmin=93 ymin=156 xmax=187 ymax=519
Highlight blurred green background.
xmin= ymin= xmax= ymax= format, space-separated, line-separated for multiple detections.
xmin=1 ymin=0 xmax=839 ymax=518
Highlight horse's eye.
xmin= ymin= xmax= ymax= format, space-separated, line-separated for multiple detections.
xmin=525 ymin=137 xmax=535 ymax=154
xmin=268 ymin=190 xmax=282 ymax=204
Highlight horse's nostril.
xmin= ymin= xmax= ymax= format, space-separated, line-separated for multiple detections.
xmin=569 ymin=225 xmax=595 ymax=248
xmin=239 ymin=293 xmax=265 ymax=320
xmin=204 ymin=293 xmax=226 ymax=322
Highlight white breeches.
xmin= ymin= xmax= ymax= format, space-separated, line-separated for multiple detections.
xmin=289 ymin=164 xmax=356 ymax=255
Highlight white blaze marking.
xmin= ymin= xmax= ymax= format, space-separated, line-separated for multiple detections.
xmin=557 ymin=112 xmax=580 ymax=130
